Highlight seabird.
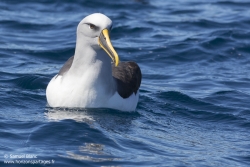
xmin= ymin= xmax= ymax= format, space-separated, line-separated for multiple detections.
xmin=46 ymin=13 xmax=141 ymax=111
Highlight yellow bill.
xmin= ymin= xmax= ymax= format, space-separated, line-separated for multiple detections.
xmin=98 ymin=29 xmax=119 ymax=66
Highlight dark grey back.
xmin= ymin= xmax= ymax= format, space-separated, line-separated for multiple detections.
xmin=57 ymin=56 xmax=74 ymax=77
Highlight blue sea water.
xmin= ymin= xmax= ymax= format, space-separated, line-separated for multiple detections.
xmin=1 ymin=0 xmax=250 ymax=166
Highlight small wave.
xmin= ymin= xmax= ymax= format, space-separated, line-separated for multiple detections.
xmin=214 ymin=1 xmax=250 ymax=7
xmin=143 ymin=91 xmax=250 ymax=127
xmin=12 ymin=74 xmax=50 ymax=90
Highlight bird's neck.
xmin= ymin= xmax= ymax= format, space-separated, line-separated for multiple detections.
xmin=67 ymin=41 xmax=115 ymax=94
xmin=70 ymin=42 xmax=111 ymax=74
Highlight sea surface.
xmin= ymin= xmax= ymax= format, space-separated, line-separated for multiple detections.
xmin=0 ymin=0 xmax=250 ymax=166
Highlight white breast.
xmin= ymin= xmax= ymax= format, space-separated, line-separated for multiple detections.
xmin=46 ymin=75 xmax=139 ymax=111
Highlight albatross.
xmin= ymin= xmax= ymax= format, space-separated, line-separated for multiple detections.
xmin=46 ymin=13 xmax=141 ymax=111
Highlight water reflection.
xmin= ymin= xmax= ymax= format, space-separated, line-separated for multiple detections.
xmin=64 ymin=143 xmax=118 ymax=162
xmin=44 ymin=107 xmax=139 ymax=133
xmin=44 ymin=107 xmax=139 ymax=162
xmin=45 ymin=107 xmax=93 ymax=122
xmin=79 ymin=143 xmax=104 ymax=155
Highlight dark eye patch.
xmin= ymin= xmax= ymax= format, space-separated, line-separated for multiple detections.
xmin=86 ymin=23 xmax=97 ymax=30
xmin=89 ymin=24 xmax=95 ymax=29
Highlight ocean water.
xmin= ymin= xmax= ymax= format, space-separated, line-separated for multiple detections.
xmin=1 ymin=0 xmax=250 ymax=166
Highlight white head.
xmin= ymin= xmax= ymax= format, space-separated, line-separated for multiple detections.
xmin=76 ymin=13 xmax=119 ymax=66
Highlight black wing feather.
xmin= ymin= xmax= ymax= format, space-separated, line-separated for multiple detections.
xmin=112 ymin=61 xmax=142 ymax=98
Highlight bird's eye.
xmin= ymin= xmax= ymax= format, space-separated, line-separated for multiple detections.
xmin=89 ymin=24 xmax=96 ymax=30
